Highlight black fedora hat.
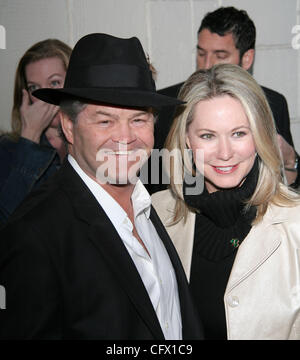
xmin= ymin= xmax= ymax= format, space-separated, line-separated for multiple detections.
xmin=33 ymin=33 xmax=183 ymax=108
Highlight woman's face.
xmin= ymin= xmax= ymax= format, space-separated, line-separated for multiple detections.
xmin=186 ymin=95 xmax=257 ymax=193
xmin=25 ymin=56 xmax=66 ymax=128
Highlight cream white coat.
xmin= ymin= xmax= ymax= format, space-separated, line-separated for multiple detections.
xmin=152 ymin=189 xmax=300 ymax=340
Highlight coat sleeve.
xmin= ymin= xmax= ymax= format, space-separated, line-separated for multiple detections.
xmin=0 ymin=137 xmax=56 ymax=225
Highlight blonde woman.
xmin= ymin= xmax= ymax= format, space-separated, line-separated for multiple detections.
xmin=152 ymin=64 xmax=300 ymax=340
xmin=0 ymin=39 xmax=71 ymax=224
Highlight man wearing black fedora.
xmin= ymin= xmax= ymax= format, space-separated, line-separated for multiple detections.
xmin=0 ymin=33 xmax=203 ymax=340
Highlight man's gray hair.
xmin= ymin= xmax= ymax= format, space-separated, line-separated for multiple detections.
xmin=60 ymin=99 xmax=88 ymax=124
xmin=59 ymin=99 xmax=87 ymax=144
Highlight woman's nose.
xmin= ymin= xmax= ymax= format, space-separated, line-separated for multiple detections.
xmin=217 ymin=137 xmax=233 ymax=160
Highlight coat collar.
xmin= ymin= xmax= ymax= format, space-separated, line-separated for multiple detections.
xmin=226 ymin=204 xmax=285 ymax=293
xmin=57 ymin=161 xmax=165 ymax=339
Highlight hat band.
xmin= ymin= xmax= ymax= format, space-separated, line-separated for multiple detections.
xmin=65 ymin=64 xmax=155 ymax=90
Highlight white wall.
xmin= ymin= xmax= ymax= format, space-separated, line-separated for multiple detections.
xmin=1 ymin=0 xmax=300 ymax=150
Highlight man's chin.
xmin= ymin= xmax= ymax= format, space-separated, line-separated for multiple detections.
xmin=96 ymin=171 xmax=139 ymax=186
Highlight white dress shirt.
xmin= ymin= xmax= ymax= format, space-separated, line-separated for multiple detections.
xmin=68 ymin=155 xmax=182 ymax=340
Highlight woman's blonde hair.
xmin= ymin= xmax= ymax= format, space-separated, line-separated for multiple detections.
xmin=10 ymin=39 xmax=72 ymax=139
xmin=165 ymin=64 xmax=300 ymax=223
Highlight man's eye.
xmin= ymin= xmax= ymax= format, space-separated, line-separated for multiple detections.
xmin=133 ymin=118 xmax=147 ymax=125
xmin=216 ymin=55 xmax=228 ymax=60
xmin=98 ymin=120 xmax=111 ymax=126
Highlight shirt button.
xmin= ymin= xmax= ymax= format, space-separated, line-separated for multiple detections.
xmin=228 ymin=295 xmax=239 ymax=307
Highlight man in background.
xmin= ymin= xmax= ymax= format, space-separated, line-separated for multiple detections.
xmin=155 ymin=6 xmax=299 ymax=191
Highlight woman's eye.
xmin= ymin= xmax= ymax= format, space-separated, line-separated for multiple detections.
xmin=233 ymin=131 xmax=246 ymax=138
xmin=200 ymin=133 xmax=213 ymax=139
xmin=51 ymin=80 xmax=61 ymax=88
xmin=27 ymin=84 xmax=39 ymax=93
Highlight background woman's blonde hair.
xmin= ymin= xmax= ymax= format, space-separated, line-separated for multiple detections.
xmin=10 ymin=39 xmax=72 ymax=139
xmin=165 ymin=64 xmax=300 ymax=224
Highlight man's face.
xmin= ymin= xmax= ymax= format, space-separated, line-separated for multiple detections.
xmin=196 ymin=29 xmax=242 ymax=70
xmin=62 ymin=103 xmax=155 ymax=188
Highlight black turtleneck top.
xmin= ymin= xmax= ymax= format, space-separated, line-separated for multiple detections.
xmin=184 ymin=160 xmax=258 ymax=340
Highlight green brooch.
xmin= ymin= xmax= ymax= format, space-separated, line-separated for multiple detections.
xmin=230 ymin=238 xmax=240 ymax=248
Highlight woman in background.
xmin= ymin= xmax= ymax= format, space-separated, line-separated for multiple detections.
xmin=0 ymin=39 xmax=72 ymax=224
xmin=152 ymin=64 xmax=300 ymax=340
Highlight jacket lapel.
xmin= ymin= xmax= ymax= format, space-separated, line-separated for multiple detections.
xmin=59 ymin=161 xmax=164 ymax=339
xmin=226 ymin=205 xmax=284 ymax=293
xmin=88 ymin=222 xmax=165 ymax=339
xmin=150 ymin=206 xmax=203 ymax=339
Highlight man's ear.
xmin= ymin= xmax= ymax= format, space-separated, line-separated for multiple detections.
xmin=60 ymin=112 xmax=74 ymax=145
xmin=241 ymin=49 xmax=255 ymax=71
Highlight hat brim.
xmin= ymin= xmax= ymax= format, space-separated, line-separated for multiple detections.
xmin=33 ymin=88 xmax=184 ymax=108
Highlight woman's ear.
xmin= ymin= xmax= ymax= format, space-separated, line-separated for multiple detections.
xmin=60 ymin=112 xmax=74 ymax=145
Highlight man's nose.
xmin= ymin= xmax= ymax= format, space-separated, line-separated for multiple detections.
xmin=203 ymin=55 xmax=213 ymax=70
xmin=112 ymin=122 xmax=136 ymax=144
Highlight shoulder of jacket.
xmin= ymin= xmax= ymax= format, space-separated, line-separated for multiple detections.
xmin=264 ymin=203 xmax=300 ymax=249
xmin=262 ymin=202 xmax=300 ymax=226
xmin=152 ymin=189 xmax=176 ymax=209
xmin=261 ymin=85 xmax=286 ymax=102
xmin=0 ymin=134 xmax=16 ymax=148
xmin=157 ymin=82 xmax=183 ymax=97
xmin=151 ymin=189 xmax=178 ymax=223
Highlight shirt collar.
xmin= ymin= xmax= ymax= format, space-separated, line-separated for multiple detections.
xmin=132 ymin=179 xmax=151 ymax=219
xmin=68 ymin=154 xmax=151 ymax=223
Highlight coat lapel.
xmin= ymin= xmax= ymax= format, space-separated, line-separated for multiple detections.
xmin=151 ymin=189 xmax=196 ymax=280
xmin=59 ymin=161 xmax=164 ymax=339
xmin=226 ymin=205 xmax=283 ymax=293
xmin=88 ymin=222 xmax=165 ymax=339
xmin=150 ymin=206 xmax=203 ymax=339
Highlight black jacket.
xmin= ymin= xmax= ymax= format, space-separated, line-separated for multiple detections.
xmin=0 ymin=160 xmax=203 ymax=340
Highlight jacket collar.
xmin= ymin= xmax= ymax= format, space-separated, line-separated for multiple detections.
xmin=226 ymin=204 xmax=284 ymax=293
xmin=263 ymin=202 xmax=291 ymax=224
